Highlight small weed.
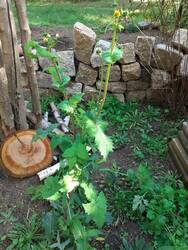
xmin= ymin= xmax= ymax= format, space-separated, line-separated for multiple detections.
xmin=7 ymin=214 xmax=42 ymax=250
xmin=0 ymin=209 xmax=17 ymax=225
xmin=120 ymin=237 xmax=153 ymax=250
xmin=117 ymin=165 xmax=188 ymax=249
xmin=27 ymin=94 xmax=61 ymax=113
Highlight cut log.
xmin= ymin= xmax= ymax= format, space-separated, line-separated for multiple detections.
xmin=0 ymin=130 xmax=52 ymax=178
xmin=169 ymin=141 xmax=188 ymax=185
xmin=182 ymin=122 xmax=188 ymax=140
xmin=178 ymin=130 xmax=188 ymax=154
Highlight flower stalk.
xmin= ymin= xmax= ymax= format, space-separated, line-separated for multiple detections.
xmin=98 ymin=9 xmax=121 ymax=115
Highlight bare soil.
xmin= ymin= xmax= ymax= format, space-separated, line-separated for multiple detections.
xmin=0 ymin=145 xmax=153 ymax=250
xmin=30 ymin=26 xmax=162 ymax=51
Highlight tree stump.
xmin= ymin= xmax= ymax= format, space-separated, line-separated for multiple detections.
xmin=0 ymin=130 xmax=53 ymax=178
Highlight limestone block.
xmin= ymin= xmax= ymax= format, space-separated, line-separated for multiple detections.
xmin=91 ymin=40 xmax=111 ymax=68
xmin=122 ymin=62 xmax=141 ymax=82
xmin=126 ymin=80 xmax=149 ymax=91
xmin=100 ymin=65 xmax=121 ymax=82
xmin=57 ymin=50 xmax=76 ymax=77
xmin=73 ymin=22 xmax=96 ymax=64
xmin=126 ymin=90 xmax=146 ymax=102
xmin=96 ymin=81 xmax=126 ymax=93
xmin=76 ymin=63 xmax=98 ymax=86
xmin=172 ymin=28 xmax=188 ymax=52
xmin=151 ymin=69 xmax=171 ymax=89
xmin=119 ymin=42 xmax=135 ymax=64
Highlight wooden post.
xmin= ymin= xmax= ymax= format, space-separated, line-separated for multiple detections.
xmin=0 ymin=40 xmax=15 ymax=136
xmin=0 ymin=0 xmax=28 ymax=130
xmin=0 ymin=40 xmax=3 ymax=67
xmin=14 ymin=0 xmax=41 ymax=125
xmin=0 ymin=67 xmax=15 ymax=136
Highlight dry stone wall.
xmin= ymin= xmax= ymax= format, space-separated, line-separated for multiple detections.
xmin=21 ymin=24 xmax=188 ymax=105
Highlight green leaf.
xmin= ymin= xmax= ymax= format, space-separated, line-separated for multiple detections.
xmin=50 ymin=237 xmax=70 ymax=250
xmin=136 ymin=164 xmax=154 ymax=192
xmin=85 ymin=117 xmax=113 ymax=160
xmin=50 ymin=135 xmax=64 ymax=150
xmin=51 ymin=134 xmax=73 ymax=152
xmin=58 ymin=100 xmax=74 ymax=113
xmin=86 ymin=229 xmax=100 ymax=238
xmin=63 ymin=175 xmax=79 ymax=193
xmin=70 ymin=93 xmax=83 ymax=106
xmin=47 ymin=66 xmax=70 ymax=91
xmin=63 ymin=139 xmax=89 ymax=168
xmin=101 ymin=47 xmax=123 ymax=65
xmin=24 ymin=40 xmax=56 ymax=60
xmin=111 ymin=47 xmax=123 ymax=62
xmin=32 ymin=124 xmax=58 ymax=142
xmin=83 ymin=192 xmax=107 ymax=228
xmin=37 ymin=46 xmax=56 ymax=59
xmin=76 ymin=143 xmax=89 ymax=160
xmin=71 ymin=218 xmax=84 ymax=240
xmin=58 ymin=93 xmax=83 ymax=114
xmin=70 ymin=218 xmax=97 ymax=250
xmin=101 ymin=50 xmax=113 ymax=64
xmin=42 ymin=211 xmax=57 ymax=240
xmin=40 ymin=176 xmax=62 ymax=201
xmin=59 ymin=136 xmax=73 ymax=152
xmin=81 ymin=183 xmax=98 ymax=201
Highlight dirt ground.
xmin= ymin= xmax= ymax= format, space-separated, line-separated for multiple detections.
xmin=30 ymin=26 xmax=162 ymax=50
xmin=0 ymin=146 xmax=154 ymax=250
xmin=0 ymin=27 xmax=164 ymax=249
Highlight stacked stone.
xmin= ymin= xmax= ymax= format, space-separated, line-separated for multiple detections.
xmin=135 ymin=29 xmax=188 ymax=105
xmin=20 ymin=24 xmax=188 ymax=105
xmin=74 ymin=22 xmax=144 ymax=103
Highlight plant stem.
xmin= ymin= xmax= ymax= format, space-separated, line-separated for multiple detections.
xmin=53 ymin=61 xmax=67 ymax=99
xmin=66 ymin=197 xmax=72 ymax=221
xmin=98 ymin=64 xmax=111 ymax=115
xmin=98 ymin=23 xmax=117 ymax=115
xmin=97 ymin=64 xmax=104 ymax=104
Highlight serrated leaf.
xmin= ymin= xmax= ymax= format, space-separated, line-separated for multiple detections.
xmin=58 ymin=100 xmax=74 ymax=113
xmin=58 ymin=93 xmax=83 ymax=114
xmin=63 ymin=140 xmax=89 ymax=168
xmin=32 ymin=124 xmax=58 ymax=143
xmin=83 ymin=192 xmax=107 ymax=228
xmin=81 ymin=183 xmax=98 ymax=201
xmin=85 ymin=118 xmax=113 ymax=160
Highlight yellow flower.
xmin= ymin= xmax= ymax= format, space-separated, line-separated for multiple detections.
xmin=114 ymin=9 xmax=121 ymax=18
xmin=46 ymin=33 xmax=51 ymax=38
xmin=43 ymin=37 xmax=49 ymax=43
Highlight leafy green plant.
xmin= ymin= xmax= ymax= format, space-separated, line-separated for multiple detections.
xmin=123 ymin=165 xmax=188 ymax=249
xmin=0 ymin=209 xmax=17 ymax=225
xmin=7 ymin=214 xmax=42 ymax=250
xmin=27 ymin=90 xmax=61 ymax=114
xmin=140 ymin=133 xmax=167 ymax=157
xmin=120 ymin=237 xmax=153 ymax=250
xmin=24 ymin=8 xmax=124 ymax=249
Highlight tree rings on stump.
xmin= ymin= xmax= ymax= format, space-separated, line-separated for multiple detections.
xmin=0 ymin=130 xmax=52 ymax=178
